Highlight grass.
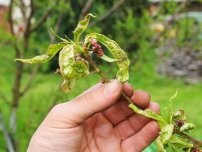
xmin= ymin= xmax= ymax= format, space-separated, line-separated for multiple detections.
xmin=0 ymin=46 xmax=202 ymax=151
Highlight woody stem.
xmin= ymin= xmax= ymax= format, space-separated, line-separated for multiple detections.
xmin=83 ymin=46 xmax=134 ymax=105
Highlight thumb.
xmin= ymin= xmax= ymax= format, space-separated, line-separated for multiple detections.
xmin=47 ymin=80 xmax=122 ymax=127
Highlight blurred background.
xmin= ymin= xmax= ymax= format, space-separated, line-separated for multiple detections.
xmin=0 ymin=0 xmax=202 ymax=151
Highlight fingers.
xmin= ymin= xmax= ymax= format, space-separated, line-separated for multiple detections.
xmin=114 ymin=102 xmax=159 ymax=140
xmin=46 ymin=80 xmax=122 ymax=128
xmin=127 ymin=102 xmax=160 ymax=133
xmin=102 ymin=88 xmax=151 ymax=126
xmin=121 ymin=121 xmax=159 ymax=152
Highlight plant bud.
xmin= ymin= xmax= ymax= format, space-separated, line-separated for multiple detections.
xmin=91 ymin=38 xmax=97 ymax=45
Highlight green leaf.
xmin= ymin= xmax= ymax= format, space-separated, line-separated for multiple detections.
xmin=84 ymin=33 xmax=130 ymax=82
xmin=180 ymin=123 xmax=195 ymax=132
xmin=168 ymin=89 xmax=178 ymax=123
xmin=159 ymin=124 xmax=174 ymax=144
xmin=61 ymin=79 xmax=76 ymax=93
xmin=129 ymin=104 xmax=166 ymax=124
xmin=156 ymin=138 xmax=166 ymax=152
xmin=15 ymin=42 xmax=66 ymax=64
xmin=59 ymin=45 xmax=90 ymax=93
xmin=50 ymin=28 xmax=70 ymax=43
xmin=100 ymin=54 xmax=120 ymax=62
xmin=73 ymin=13 xmax=95 ymax=43
xmin=169 ymin=136 xmax=194 ymax=151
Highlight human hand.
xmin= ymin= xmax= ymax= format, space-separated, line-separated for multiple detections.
xmin=27 ymin=80 xmax=160 ymax=152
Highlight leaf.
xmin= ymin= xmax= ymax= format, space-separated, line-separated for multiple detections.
xmin=59 ymin=45 xmax=90 ymax=92
xmin=100 ymin=54 xmax=120 ymax=62
xmin=180 ymin=123 xmax=195 ymax=132
xmin=84 ymin=33 xmax=130 ymax=82
xmin=73 ymin=13 xmax=95 ymax=43
xmin=156 ymin=138 xmax=166 ymax=152
xmin=169 ymin=136 xmax=194 ymax=151
xmin=168 ymin=89 xmax=178 ymax=123
xmin=170 ymin=89 xmax=178 ymax=103
xmin=61 ymin=79 xmax=76 ymax=93
xmin=129 ymin=104 xmax=166 ymax=124
xmin=159 ymin=124 xmax=174 ymax=144
xmin=173 ymin=110 xmax=186 ymax=121
xmin=15 ymin=43 xmax=66 ymax=64
xmin=50 ymin=28 xmax=69 ymax=43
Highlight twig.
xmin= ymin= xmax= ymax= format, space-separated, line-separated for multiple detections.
xmin=30 ymin=0 xmax=60 ymax=33
xmin=19 ymin=0 xmax=26 ymax=21
xmin=79 ymin=0 xmax=94 ymax=20
xmin=89 ymin=0 xmax=125 ymax=27
xmin=174 ymin=128 xmax=202 ymax=147
xmin=83 ymin=46 xmax=133 ymax=105
xmin=20 ymin=65 xmax=39 ymax=97
xmin=23 ymin=0 xmax=35 ymax=51
xmin=0 ymin=112 xmax=15 ymax=152
xmin=8 ymin=0 xmax=15 ymax=36
xmin=0 ymin=92 xmax=10 ymax=106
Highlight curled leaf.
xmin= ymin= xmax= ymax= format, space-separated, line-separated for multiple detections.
xmin=15 ymin=43 xmax=66 ymax=64
xmin=73 ymin=13 xmax=95 ymax=43
xmin=129 ymin=104 xmax=166 ymax=124
xmin=159 ymin=124 xmax=174 ymax=144
xmin=59 ymin=45 xmax=89 ymax=92
xmin=84 ymin=33 xmax=130 ymax=82
xmin=168 ymin=89 xmax=178 ymax=123
xmin=100 ymin=54 xmax=120 ymax=62
xmin=180 ymin=123 xmax=195 ymax=132
xmin=169 ymin=136 xmax=194 ymax=151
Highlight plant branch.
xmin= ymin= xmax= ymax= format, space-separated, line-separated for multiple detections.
xmin=0 ymin=112 xmax=15 ymax=152
xmin=174 ymin=127 xmax=202 ymax=147
xmin=79 ymin=0 xmax=94 ymax=20
xmin=8 ymin=0 xmax=15 ymax=36
xmin=20 ymin=65 xmax=39 ymax=97
xmin=30 ymin=0 xmax=60 ymax=33
xmin=0 ymin=92 xmax=10 ymax=106
xmin=83 ymin=46 xmax=133 ymax=105
xmin=89 ymin=0 xmax=125 ymax=27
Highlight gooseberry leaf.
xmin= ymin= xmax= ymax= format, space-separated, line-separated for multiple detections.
xmin=15 ymin=42 xmax=66 ymax=64
xmin=84 ymin=33 xmax=130 ymax=82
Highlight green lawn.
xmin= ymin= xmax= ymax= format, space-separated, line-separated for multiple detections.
xmin=0 ymin=47 xmax=202 ymax=151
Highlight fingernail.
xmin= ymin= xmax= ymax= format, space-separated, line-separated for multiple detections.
xmin=104 ymin=80 xmax=119 ymax=96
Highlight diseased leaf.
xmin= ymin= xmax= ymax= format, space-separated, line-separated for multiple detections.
xmin=84 ymin=33 xmax=130 ymax=82
xmin=169 ymin=136 xmax=194 ymax=151
xmin=180 ymin=123 xmax=195 ymax=132
xmin=59 ymin=45 xmax=90 ymax=92
xmin=73 ymin=13 xmax=95 ymax=43
xmin=100 ymin=54 xmax=120 ymax=62
xmin=50 ymin=28 xmax=70 ymax=43
xmin=156 ymin=138 xmax=166 ymax=152
xmin=159 ymin=124 xmax=174 ymax=144
xmin=61 ymin=79 xmax=76 ymax=93
xmin=173 ymin=110 xmax=186 ymax=123
xmin=129 ymin=104 xmax=166 ymax=124
xmin=168 ymin=89 xmax=178 ymax=123
xmin=15 ymin=43 xmax=66 ymax=64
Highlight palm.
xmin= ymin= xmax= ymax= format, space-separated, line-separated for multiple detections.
xmin=28 ymin=82 xmax=160 ymax=152
xmin=79 ymin=98 xmax=159 ymax=152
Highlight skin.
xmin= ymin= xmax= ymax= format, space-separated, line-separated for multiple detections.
xmin=28 ymin=80 xmax=160 ymax=152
